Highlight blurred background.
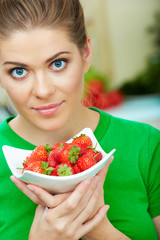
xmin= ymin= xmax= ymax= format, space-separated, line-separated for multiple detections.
xmin=0 ymin=0 xmax=160 ymax=129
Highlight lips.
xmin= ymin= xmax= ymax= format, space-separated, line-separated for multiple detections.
xmin=33 ymin=102 xmax=64 ymax=116
xmin=34 ymin=103 xmax=61 ymax=110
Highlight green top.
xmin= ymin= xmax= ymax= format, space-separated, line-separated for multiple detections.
xmin=0 ymin=108 xmax=160 ymax=240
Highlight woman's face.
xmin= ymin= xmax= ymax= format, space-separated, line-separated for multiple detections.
xmin=0 ymin=28 xmax=91 ymax=131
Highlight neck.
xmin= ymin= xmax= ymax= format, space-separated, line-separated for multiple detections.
xmin=9 ymin=106 xmax=100 ymax=146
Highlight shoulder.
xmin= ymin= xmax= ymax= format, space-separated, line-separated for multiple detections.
xmin=0 ymin=115 xmax=16 ymax=129
xmin=92 ymin=107 xmax=159 ymax=143
xmin=99 ymin=108 xmax=159 ymax=140
xmin=0 ymin=115 xmax=18 ymax=149
xmin=94 ymin=108 xmax=160 ymax=170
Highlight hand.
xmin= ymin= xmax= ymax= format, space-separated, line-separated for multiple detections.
xmin=85 ymin=155 xmax=114 ymax=220
xmin=10 ymin=156 xmax=113 ymax=208
xmin=28 ymin=176 xmax=109 ymax=240
xmin=10 ymin=157 xmax=113 ymax=240
xmin=10 ymin=175 xmax=71 ymax=207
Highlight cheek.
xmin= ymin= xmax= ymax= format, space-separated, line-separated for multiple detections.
xmin=61 ymin=65 xmax=84 ymax=94
xmin=3 ymin=81 xmax=27 ymax=106
xmin=0 ymin=70 xmax=31 ymax=104
xmin=0 ymin=71 xmax=20 ymax=97
xmin=5 ymin=89 xmax=24 ymax=109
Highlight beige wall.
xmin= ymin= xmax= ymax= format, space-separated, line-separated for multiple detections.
xmin=81 ymin=0 xmax=159 ymax=87
xmin=0 ymin=88 xmax=9 ymax=107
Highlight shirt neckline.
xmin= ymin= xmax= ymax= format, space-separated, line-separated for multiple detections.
xmin=2 ymin=108 xmax=110 ymax=147
xmin=2 ymin=116 xmax=36 ymax=149
xmin=89 ymin=107 xmax=110 ymax=142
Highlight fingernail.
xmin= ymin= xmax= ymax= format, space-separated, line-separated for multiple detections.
xmin=105 ymin=205 xmax=110 ymax=212
xmin=10 ymin=176 xmax=17 ymax=184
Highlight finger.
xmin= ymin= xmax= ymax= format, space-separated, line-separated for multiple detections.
xmin=29 ymin=205 xmax=46 ymax=231
xmin=10 ymin=176 xmax=45 ymax=205
xmin=40 ymin=207 xmax=49 ymax=224
xmin=70 ymin=176 xmax=100 ymax=219
xmin=51 ymin=177 xmax=92 ymax=217
xmin=27 ymin=184 xmax=71 ymax=208
xmin=76 ymin=205 xmax=110 ymax=239
xmin=72 ymin=179 xmax=101 ymax=230
xmin=55 ymin=176 xmax=100 ymax=220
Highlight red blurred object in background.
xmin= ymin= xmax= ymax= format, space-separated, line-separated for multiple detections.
xmin=82 ymin=79 xmax=124 ymax=109
xmin=87 ymin=79 xmax=105 ymax=94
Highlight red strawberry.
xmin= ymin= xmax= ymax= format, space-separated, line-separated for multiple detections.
xmin=24 ymin=161 xmax=43 ymax=174
xmin=48 ymin=142 xmax=66 ymax=167
xmin=23 ymin=144 xmax=51 ymax=168
xmin=83 ymin=145 xmax=103 ymax=163
xmin=52 ymin=142 xmax=66 ymax=151
xmin=48 ymin=153 xmax=59 ymax=168
xmin=54 ymin=163 xmax=74 ymax=176
xmin=92 ymin=151 xmax=102 ymax=162
xmin=59 ymin=143 xmax=81 ymax=164
xmin=77 ymin=154 xmax=96 ymax=172
xmin=23 ymin=156 xmax=36 ymax=168
xmin=72 ymin=134 xmax=93 ymax=151
xmin=24 ymin=161 xmax=54 ymax=175
xmin=31 ymin=144 xmax=51 ymax=161
xmin=72 ymin=162 xmax=81 ymax=174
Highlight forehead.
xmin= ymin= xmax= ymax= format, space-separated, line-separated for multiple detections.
xmin=0 ymin=28 xmax=77 ymax=61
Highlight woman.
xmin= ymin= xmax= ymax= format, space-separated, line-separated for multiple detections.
xmin=0 ymin=1 xmax=159 ymax=239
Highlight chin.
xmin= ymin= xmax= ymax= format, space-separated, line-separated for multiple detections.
xmin=35 ymin=118 xmax=67 ymax=132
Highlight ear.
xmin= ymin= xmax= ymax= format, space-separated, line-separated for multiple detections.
xmin=82 ymin=36 xmax=92 ymax=73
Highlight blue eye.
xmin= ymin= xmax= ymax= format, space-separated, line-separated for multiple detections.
xmin=51 ymin=59 xmax=67 ymax=71
xmin=11 ymin=68 xmax=27 ymax=78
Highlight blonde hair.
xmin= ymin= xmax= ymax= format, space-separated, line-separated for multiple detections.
xmin=0 ymin=0 xmax=87 ymax=49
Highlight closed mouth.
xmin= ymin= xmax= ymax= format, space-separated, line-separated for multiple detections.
xmin=32 ymin=101 xmax=64 ymax=116
xmin=33 ymin=102 xmax=64 ymax=111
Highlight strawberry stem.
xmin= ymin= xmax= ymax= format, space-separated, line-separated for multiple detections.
xmin=73 ymin=133 xmax=85 ymax=140
xmin=44 ymin=144 xmax=52 ymax=155
xmin=86 ymin=143 xmax=98 ymax=152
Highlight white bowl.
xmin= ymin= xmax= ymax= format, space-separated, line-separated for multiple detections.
xmin=2 ymin=128 xmax=116 ymax=193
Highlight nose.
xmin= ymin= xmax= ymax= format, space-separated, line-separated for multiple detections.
xmin=32 ymin=72 xmax=55 ymax=99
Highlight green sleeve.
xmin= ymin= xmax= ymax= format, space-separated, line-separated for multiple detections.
xmin=147 ymin=127 xmax=160 ymax=218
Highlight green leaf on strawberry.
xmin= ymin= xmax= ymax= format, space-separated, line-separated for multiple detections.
xmin=58 ymin=143 xmax=65 ymax=149
xmin=57 ymin=164 xmax=73 ymax=176
xmin=41 ymin=161 xmax=54 ymax=175
xmin=68 ymin=146 xmax=81 ymax=164
xmin=73 ymin=134 xmax=85 ymax=140
xmin=44 ymin=144 xmax=52 ymax=155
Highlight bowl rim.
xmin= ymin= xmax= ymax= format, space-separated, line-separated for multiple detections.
xmin=2 ymin=144 xmax=116 ymax=181
xmin=2 ymin=127 xmax=116 ymax=183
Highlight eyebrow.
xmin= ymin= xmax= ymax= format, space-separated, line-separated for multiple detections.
xmin=46 ymin=51 xmax=71 ymax=63
xmin=3 ymin=51 xmax=72 ymax=67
